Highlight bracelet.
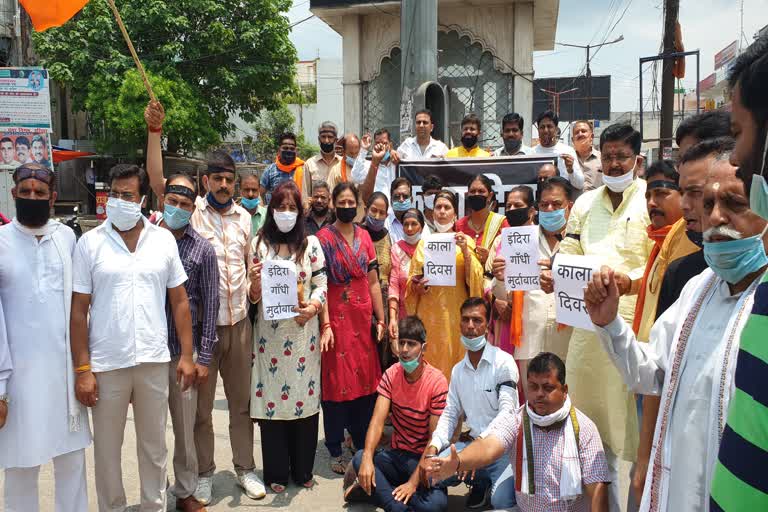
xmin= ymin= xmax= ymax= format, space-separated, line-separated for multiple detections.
xmin=75 ymin=364 xmax=91 ymax=374
xmin=148 ymin=126 xmax=162 ymax=133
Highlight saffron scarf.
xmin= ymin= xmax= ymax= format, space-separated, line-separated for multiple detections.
xmin=275 ymin=155 xmax=306 ymax=195
xmin=632 ymin=224 xmax=672 ymax=334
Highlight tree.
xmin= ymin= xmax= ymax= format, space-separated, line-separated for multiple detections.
xmin=33 ymin=0 xmax=297 ymax=153
xmin=250 ymin=103 xmax=319 ymax=162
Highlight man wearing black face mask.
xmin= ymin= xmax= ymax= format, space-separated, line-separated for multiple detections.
xmin=0 ymin=164 xmax=92 ymax=511
xmin=259 ymin=132 xmax=311 ymax=206
xmin=446 ymin=113 xmax=490 ymax=158
xmin=494 ymin=113 xmax=532 ymax=157
xmin=305 ymin=121 xmax=342 ymax=185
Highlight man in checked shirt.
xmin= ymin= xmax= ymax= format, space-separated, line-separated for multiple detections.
xmin=153 ymin=173 xmax=220 ymax=512
xmin=426 ymin=352 xmax=610 ymax=512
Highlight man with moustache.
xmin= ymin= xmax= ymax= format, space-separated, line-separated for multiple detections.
xmin=446 ymin=114 xmax=490 ymax=158
xmin=397 ymin=110 xmax=449 ymax=160
xmin=571 ymin=120 xmax=601 ymax=191
xmin=305 ymin=180 xmax=335 ymax=236
xmin=532 ymin=111 xmax=584 ymax=191
xmin=493 ymin=113 xmax=533 ymax=157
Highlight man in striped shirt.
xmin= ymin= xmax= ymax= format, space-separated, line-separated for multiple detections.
xmin=346 ymin=316 xmax=449 ymax=512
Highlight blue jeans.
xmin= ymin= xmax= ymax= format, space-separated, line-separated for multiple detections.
xmin=439 ymin=441 xmax=517 ymax=509
xmin=352 ymin=449 xmax=448 ymax=512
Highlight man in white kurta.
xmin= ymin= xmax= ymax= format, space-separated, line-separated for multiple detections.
xmin=585 ymin=159 xmax=768 ymax=511
xmin=0 ymin=165 xmax=91 ymax=512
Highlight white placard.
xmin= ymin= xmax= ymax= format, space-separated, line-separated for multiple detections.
xmin=423 ymin=233 xmax=456 ymax=287
xmin=553 ymin=254 xmax=601 ymax=330
xmin=261 ymin=260 xmax=298 ymax=321
xmin=500 ymin=225 xmax=540 ymax=291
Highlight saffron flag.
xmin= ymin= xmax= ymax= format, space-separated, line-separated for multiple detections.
xmin=19 ymin=0 xmax=89 ymax=31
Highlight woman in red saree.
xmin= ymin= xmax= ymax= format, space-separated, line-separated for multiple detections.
xmin=317 ymin=182 xmax=385 ymax=474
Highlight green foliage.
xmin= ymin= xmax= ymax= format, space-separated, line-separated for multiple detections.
xmin=248 ymin=103 xmax=319 ymax=161
xmin=33 ymin=0 xmax=298 ymax=152
xmin=297 ymin=134 xmax=319 ymax=161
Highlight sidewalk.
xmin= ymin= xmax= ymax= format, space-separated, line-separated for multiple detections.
xmin=2 ymin=380 xmax=628 ymax=511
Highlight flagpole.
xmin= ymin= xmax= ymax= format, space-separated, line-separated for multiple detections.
xmin=104 ymin=0 xmax=156 ymax=101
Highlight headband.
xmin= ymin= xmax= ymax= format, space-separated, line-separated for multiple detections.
xmin=402 ymin=210 xmax=424 ymax=225
xmin=647 ymin=180 xmax=680 ymax=192
xmin=207 ymin=165 xmax=236 ymax=175
xmin=165 ymin=184 xmax=197 ymax=201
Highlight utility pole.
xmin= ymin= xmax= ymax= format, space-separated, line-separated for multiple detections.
xmin=557 ymin=35 xmax=623 ymax=119
xmin=539 ymin=87 xmax=579 ymax=118
xmin=659 ymin=0 xmax=680 ymax=151
xmin=399 ymin=0 xmax=438 ymax=139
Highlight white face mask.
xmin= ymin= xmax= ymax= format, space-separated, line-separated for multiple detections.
xmin=107 ymin=196 xmax=143 ymax=231
xmin=423 ymin=195 xmax=435 ymax=210
xmin=274 ymin=211 xmax=298 ymax=233
xmin=404 ymin=231 xmax=422 ymax=245
xmin=433 ymin=219 xmax=455 ymax=233
xmin=602 ymin=158 xmax=637 ymax=193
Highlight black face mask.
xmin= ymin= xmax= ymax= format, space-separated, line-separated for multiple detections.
xmin=505 ymin=207 xmax=530 ymax=227
xmin=15 ymin=197 xmax=50 ymax=227
xmin=466 ymin=194 xmax=488 ymax=212
xmin=504 ymin=138 xmax=523 ymax=154
xmin=461 ymin=134 xmax=478 ymax=149
xmin=686 ymin=229 xmax=704 ymax=248
xmin=336 ymin=207 xmax=357 ymax=224
xmin=280 ymin=149 xmax=297 ymax=165
xmin=320 ymin=142 xmax=335 ymax=154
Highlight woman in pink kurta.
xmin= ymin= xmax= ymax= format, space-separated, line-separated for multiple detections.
xmin=317 ymin=182 xmax=385 ymax=474
xmin=387 ymin=208 xmax=425 ymax=340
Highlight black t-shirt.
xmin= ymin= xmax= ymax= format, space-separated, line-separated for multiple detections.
xmin=655 ymin=250 xmax=707 ymax=320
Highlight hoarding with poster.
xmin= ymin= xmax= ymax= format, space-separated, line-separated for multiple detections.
xmin=714 ymin=41 xmax=738 ymax=71
xmin=0 ymin=68 xmax=53 ymax=130
xmin=0 ymin=128 xmax=54 ymax=171
xmin=398 ymin=156 xmax=557 ymax=218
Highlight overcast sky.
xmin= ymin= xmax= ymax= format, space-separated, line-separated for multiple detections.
xmin=286 ymin=0 xmax=767 ymax=113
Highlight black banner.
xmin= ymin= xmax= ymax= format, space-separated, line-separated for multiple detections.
xmin=398 ymin=156 xmax=557 ymax=217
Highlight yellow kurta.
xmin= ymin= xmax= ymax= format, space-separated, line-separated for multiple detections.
xmin=636 ymin=217 xmax=700 ymax=342
xmin=405 ymin=237 xmax=484 ymax=381
xmin=558 ymin=180 xmax=653 ymax=461
xmin=445 ymin=146 xmax=491 ymax=158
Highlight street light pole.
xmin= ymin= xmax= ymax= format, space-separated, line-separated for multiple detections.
xmin=557 ymin=35 xmax=624 ymax=119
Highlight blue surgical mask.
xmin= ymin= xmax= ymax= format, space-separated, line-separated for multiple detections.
xmin=346 ymin=155 xmax=356 ymax=168
xmin=703 ymin=227 xmax=768 ymax=284
xmin=240 ymin=197 xmax=260 ymax=210
xmin=163 ymin=204 xmax=192 ymax=230
xmin=393 ymin=199 xmax=412 ymax=212
xmin=460 ymin=334 xmax=487 ymax=352
xmin=750 ymin=129 xmax=768 ymax=220
xmin=383 ymin=150 xmax=391 ymax=163
xmin=366 ymin=215 xmax=386 ymax=232
xmin=207 ymin=192 xmax=233 ymax=210
xmin=539 ymin=208 xmax=567 ymax=232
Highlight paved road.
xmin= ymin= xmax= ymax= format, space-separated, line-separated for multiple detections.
xmin=3 ymin=381 xmax=629 ymax=511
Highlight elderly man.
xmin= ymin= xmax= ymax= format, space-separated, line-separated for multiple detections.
xmin=71 ymin=164 xmax=195 ymax=512
xmin=424 ymin=298 xmax=519 ymax=510
xmin=0 ymin=164 xmax=91 ymax=512
xmin=711 ymin=32 xmax=768 ymax=510
xmin=305 ymin=121 xmax=342 ymax=184
xmin=327 ymin=133 xmax=363 ymax=191
xmin=572 ymin=120 xmax=602 ymax=191
xmin=586 ymin=154 xmax=768 ymax=511
xmin=494 ymin=112 xmax=533 ymax=156
xmin=397 ymin=110 xmax=449 ymax=159
xmin=305 ymin=180 xmax=334 ymax=236
xmin=552 ymin=122 xmax=652 ymax=510
xmin=532 ymin=111 xmax=585 ymax=191
xmin=426 ymin=352 xmax=610 ymax=512
xmin=238 ymin=173 xmax=267 ymax=235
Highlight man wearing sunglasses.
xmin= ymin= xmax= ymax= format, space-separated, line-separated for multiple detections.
xmin=0 ymin=163 xmax=92 ymax=511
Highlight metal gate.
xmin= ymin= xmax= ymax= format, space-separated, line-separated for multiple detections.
xmin=362 ymin=30 xmax=513 ymax=149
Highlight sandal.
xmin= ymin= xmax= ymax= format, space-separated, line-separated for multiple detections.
xmin=270 ymin=483 xmax=286 ymax=493
xmin=302 ymin=479 xmax=316 ymax=489
xmin=330 ymin=455 xmax=347 ymax=475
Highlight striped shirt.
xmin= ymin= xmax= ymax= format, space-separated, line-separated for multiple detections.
xmin=711 ymin=274 xmax=768 ymax=510
xmin=377 ymin=362 xmax=448 ymax=454
xmin=486 ymin=405 xmax=610 ymax=512
xmin=166 ymin=224 xmax=220 ymax=366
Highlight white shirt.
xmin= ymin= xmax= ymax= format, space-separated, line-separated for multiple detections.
xmin=73 ymin=217 xmax=188 ymax=373
xmin=351 ymin=149 xmax=397 ymax=202
xmin=396 ymin=136 xmax=449 ymax=160
xmin=595 ymin=269 xmax=753 ymax=512
xmin=532 ymin=142 xmax=585 ymax=190
xmin=493 ymin=144 xmax=534 ymax=156
xmin=429 ymin=343 xmax=519 ymax=451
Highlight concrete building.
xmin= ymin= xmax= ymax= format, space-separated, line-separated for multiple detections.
xmin=287 ymin=58 xmax=344 ymax=137
xmin=309 ymin=0 xmax=559 ymax=147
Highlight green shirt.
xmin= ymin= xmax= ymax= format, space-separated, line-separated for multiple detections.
xmin=250 ymin=206 xmax=267 ymax=237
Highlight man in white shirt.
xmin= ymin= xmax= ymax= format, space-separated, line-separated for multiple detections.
xmin=0 ymin=164 xmax=91 ymax=512
xmin=71 ymin=164 xmax=196 ymax=512
xmin=532 ymin=110 xmax=584 ymax=190
xmin=396 ymin=109 xmax=449 ymax=160
xmin=493 ymin=113 xmax=533 ymax=156
xmin=424 ymin=298 xmax=519 ymax=510
xmin=353 ymin=128 xmax=398 ymax=204
xmin=585 ymin=156 xmax=768 ymax=512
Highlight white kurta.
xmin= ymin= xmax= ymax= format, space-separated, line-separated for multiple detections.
xmin=595 ymin=268 xmax=759 ymax=512
xmin=0 ymin=220 xmax=91 ymax=468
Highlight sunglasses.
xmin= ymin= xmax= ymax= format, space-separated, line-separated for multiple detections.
xmin=13 ymin=166 xmax=53 ymax=184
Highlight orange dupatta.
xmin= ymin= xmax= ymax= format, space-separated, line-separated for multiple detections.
xmin=632 ymin=224 xmax=672 ymax=334
xmin=275 ymin=156 xmax=306 ymax=195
